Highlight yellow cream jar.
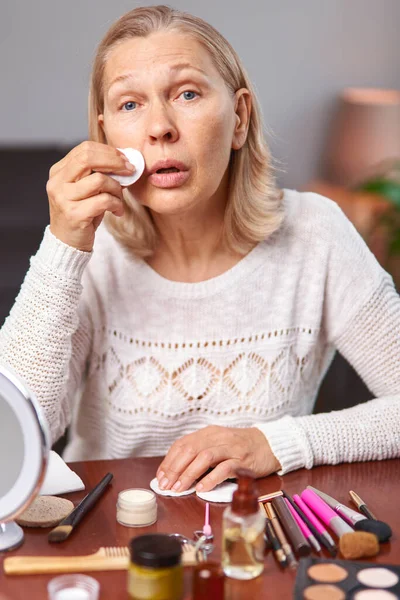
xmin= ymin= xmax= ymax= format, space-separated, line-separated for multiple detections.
xmin=128 ymin=534 xmax=183 ymax=600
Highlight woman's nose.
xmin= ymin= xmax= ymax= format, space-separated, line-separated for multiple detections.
xmin=146 ymin=101 xmax=179 ymax=144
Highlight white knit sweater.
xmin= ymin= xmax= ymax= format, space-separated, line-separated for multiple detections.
xmin=1 ymin=190 xmax=399 ymax=474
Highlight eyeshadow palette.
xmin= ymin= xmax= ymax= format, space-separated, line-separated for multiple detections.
xmin=294 ymin=556 xmax=400 ymax=599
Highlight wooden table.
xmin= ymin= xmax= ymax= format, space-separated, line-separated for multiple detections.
xmin=1 ymin=458 xmax=399 ymax=600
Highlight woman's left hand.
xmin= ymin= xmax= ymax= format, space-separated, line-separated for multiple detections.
xmin=156 ymin=425 xmax=281 ymax=493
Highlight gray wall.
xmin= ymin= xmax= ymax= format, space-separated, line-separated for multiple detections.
xmin=1 ymin=0 xmax=399 ymax=188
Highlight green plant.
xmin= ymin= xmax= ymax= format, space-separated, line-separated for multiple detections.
xmin=357 ymin=161 xmax=400 ymax=256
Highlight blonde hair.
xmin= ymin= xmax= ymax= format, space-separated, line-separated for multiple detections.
xmin=89 ymin=5 xmax=284 ymax=258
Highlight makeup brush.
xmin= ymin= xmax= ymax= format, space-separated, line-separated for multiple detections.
xmin=349 ymin=490 xmax=376 ymax=520
xmin=339 ymin=531 xmax=379 ymax=560
xmin=307 ymin=486 xmax=367 ymax=526
xmin=293 ymin=494 xmax=337 ymax=556
xmin=284 ymin=498 xmax=321 ymax=553
xmin=301 ymin=489 xmax=387 ymax=559
xmin=301 ymin=489 xmax=353 ymax=538
xmin=282 ymin=491 xmax=324 ymax=554
xmin=48 ymin=473 xmax=113 ymax=543
xmin=265 ymin=503 xmax=298 ymax=569
xmin=349 ymin=490 xmax=392 ymax=542
xmin=259 ymin=503 xmax=287 ymax=568
xmin=271 ymin=496 xmax=311 ymax=557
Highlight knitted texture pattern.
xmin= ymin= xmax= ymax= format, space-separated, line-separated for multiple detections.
xmin=1 ymin=190 xmax=399 ymax=473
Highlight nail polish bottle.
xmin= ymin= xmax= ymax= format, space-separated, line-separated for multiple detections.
xmin=221 ymin=470 xmax=266 ymax=580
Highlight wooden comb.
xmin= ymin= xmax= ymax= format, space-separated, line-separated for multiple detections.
xmin=4 ymin=543 xmax=202 ymax=576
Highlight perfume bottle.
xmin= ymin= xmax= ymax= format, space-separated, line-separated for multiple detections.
xmin=222 ymin=470 xmax=266 ymax=580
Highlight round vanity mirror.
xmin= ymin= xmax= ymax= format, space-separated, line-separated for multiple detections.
xmin=0 ymin=364 xmax=50 ymax=551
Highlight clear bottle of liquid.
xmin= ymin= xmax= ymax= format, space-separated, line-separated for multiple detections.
xmin=222 ymin=469 xmax=266 ymax=580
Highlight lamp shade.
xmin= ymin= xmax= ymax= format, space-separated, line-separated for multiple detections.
xmin=326 ymin=88 xmax=400 ymax=186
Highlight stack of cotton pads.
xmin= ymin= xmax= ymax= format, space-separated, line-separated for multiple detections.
xmin=150 ymin=478 xmax=238 ymax=503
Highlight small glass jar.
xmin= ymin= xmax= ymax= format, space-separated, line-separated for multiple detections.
xmin=117 ymin=488 xmax=157 ymax=527
xmin=128 ymin=534 xmax=183 ymax=600
xmin=48 ymin=574 xmax=100 ymax=600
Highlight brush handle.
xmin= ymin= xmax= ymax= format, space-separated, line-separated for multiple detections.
xmin=293 ymin=494 xmax=326 ymax=535
xmin=260 ymin=503 xmax=287 ymax=567
xmin=306 ymin=486 xmax=367 ymax=526
xmin=287 ymin=492 xmax=335 ymax=555
xmin=283 ymin=492 xmax=321 ymax=540
xmin=284 ymin=498 xmax=311 ymax=538
xmin=265 ymin=517 xmax=287 ymax=566
xmin=300 ymin=489 xmax=338 ymax=524
xmin=359 ymin=504 xmax=377 ymax=521
xmin=59 ymin=472 xmax=113 ymax=529
xmin=301 ymin=489 xmax=353 ymax=538
xmin=335 ymin=504 xmax=367 ymax=526
xmin=272 ymin=496 xmax=311 ymax=557
xmin=4 ymin=554 xmax=128 ymax=575
xmin=265 ymin=503 xmax=298 ymax=569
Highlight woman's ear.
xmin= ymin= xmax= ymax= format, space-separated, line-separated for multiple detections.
xmin=232 ymin=88 xmax=251 ymax=150
xmin=98 ymin=114 xmax=106 ymax=139
xmin=97 ymin=114 xmax=109 ymax=144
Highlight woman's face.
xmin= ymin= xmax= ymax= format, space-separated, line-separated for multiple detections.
xmin=99 ymin=31 xmax=249 ymax=216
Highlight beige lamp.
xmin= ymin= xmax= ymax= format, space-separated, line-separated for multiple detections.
xmin=325 ymin=87 xmax=400 ymax=187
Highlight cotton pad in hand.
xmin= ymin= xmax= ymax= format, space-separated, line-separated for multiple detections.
xmin=110 ymin=148 xmax=145 ymax=186
xmin=150 ymin=477 xmax=196 ymax=497
xmin=196 ymin=481 xmax=238 ymax=503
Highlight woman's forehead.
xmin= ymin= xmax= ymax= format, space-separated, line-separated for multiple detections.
xmin=103 ymin=31 xmax=218 ymax=89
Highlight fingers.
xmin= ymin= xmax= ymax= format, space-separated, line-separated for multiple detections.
xmin=48 ymin=173 xmax=124 ymax=220
xmin=166 ymin=446 xmax=232 ymax=493
xmin=156 ymin=427 xmax=221 ymax=489
xmin=47 ymin=141 xmax=133 ymax=251
xmin=156 ymin=438 xmax=198 ymax=490
xmin=156 ymin=426 xmax=240 ymax=493
xmin=156 ymin=426 xmax=279 ymax=496
xmin=196 ymin=459 xmax=240 ymax=492
xmin=66 ymin=172 xmax=123 ymax=203
xmin=50 ymin=141 xmax=134 ymax=182
xmin=69 ymin=192 xmax=125 ymax=221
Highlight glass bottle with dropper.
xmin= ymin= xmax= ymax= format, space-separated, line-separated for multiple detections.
xmin=222 ymin=469 xmax=266 ymax=580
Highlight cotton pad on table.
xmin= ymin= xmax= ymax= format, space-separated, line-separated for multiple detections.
xmin=150 ymin=478 xmax=196 ymax=497
xmin=149 ymin=477 xmax=238 ymax=502
xmin=196 ymin=481 xmax=238 ymax=503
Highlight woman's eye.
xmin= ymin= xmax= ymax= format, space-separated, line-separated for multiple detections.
xmin=122 ymin=101 xmax=137 ymax=111
xmin=181 ymin=91 xmax=198 ymax=101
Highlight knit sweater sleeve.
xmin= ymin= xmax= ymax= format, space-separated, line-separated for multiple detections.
xmin=255 ymin=199 xmax=400 ymax=474
xmin=0 ymin=227 xmax=92 ymax=443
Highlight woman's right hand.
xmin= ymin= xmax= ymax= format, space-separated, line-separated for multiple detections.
xmin=47 ymin=141 xmax=135 ymax=252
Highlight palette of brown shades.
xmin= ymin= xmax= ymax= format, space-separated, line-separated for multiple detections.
xmin=294 ymin=556 xmax=400 ymax=600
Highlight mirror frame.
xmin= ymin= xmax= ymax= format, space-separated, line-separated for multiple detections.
xmin=0 ymin=364 xmax=50 ymax=523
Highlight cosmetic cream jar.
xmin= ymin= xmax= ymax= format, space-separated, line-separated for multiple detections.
xmin=128 ymin=534 xmax=183 ymax=600
xmin=117 ymin=488 xmax=157 ymax=527
xmin=48 ymin=574 xmax=100 ymax=600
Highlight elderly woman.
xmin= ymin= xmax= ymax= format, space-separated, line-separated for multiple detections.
xmin=0 ymin=5 xmax=399 ymax=494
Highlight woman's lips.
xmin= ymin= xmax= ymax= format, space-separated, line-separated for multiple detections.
xmin=148 ymin=169 xmax=190 ymax=188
